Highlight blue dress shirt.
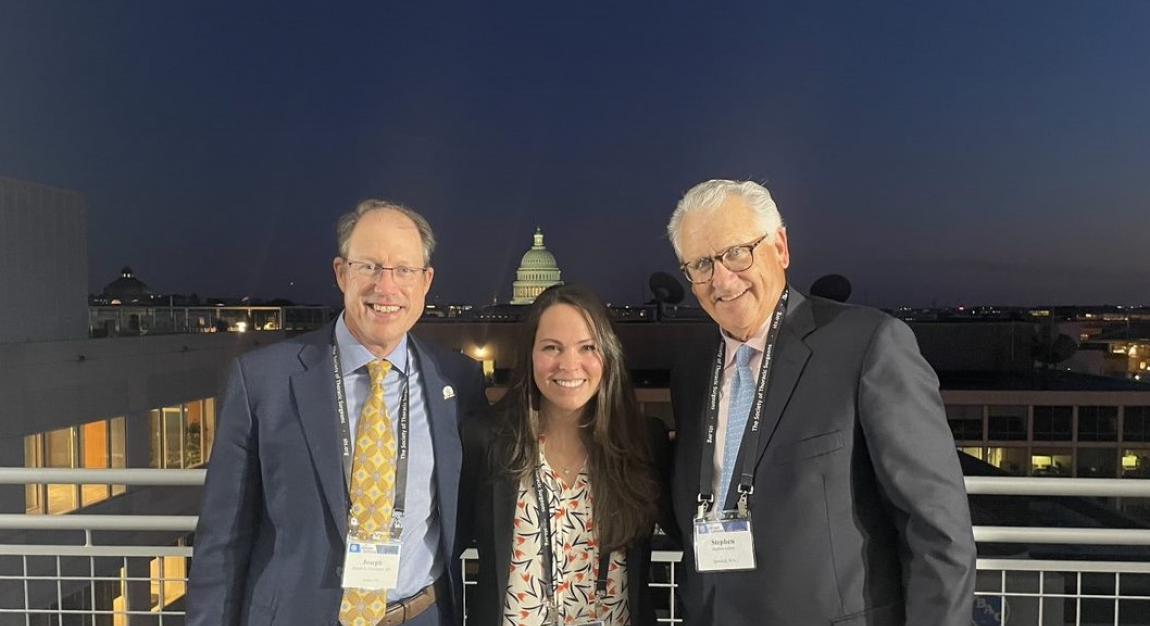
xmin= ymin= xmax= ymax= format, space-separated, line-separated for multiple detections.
xmin=335 ymin=315 xmax=441 ymax=600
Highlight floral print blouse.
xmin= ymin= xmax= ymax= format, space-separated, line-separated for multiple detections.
xmin=502 ymin=442 xmax=630 ymax=626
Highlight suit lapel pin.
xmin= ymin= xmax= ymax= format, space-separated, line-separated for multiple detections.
xmin=442 ymin=385 xmax=455 ymax=400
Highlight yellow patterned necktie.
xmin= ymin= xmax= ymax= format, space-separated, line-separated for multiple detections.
xmin=339 ymin=358 xmax=398 ymax=626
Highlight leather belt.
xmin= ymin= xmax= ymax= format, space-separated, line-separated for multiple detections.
xmin=378 ymin=583 xmax=436 ymax=626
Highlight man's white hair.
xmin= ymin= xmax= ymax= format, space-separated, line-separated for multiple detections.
xmin=667 ymin=179 xmax=784 ymax=259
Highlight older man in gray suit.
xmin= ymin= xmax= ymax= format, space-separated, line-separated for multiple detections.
xmin=188 ymin=201 xmax=487 ymax=626
xmin=666 ymin=179 xmax=976 ymax=626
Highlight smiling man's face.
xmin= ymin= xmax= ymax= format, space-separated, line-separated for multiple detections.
xmin=333 ymin=209 xmax=433 ymax=357
xmin=677 ymin=194 xmax=790 ymax=341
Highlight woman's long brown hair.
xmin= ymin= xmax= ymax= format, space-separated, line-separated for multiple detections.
xmin=493 ymin=284 xmax=659 ymax=552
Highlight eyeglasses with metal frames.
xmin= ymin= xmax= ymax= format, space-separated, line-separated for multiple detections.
xmin=679 ymin=234 xmax=770 ymax=284
xmin=343 ymin=259 xmax=428 ymax=284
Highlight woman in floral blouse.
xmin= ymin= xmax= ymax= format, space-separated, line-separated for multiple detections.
xmin=461 ymin=284 xmax=672 ymax=626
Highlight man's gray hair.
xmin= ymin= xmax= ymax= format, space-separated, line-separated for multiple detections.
xmin=667 ymin=179 xmax=784 ymax=259
xmin=336 ymin=199 xmax=437 ymax=265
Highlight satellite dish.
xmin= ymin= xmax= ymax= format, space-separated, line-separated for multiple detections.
xmin=649 ymin=272 xmax=685 ymax=305
xmin=810 ymin=274 xmax=852 ymax=303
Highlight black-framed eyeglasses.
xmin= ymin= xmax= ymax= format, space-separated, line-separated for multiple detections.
xmin=343 ymin=259 xmax=428 ymax=285
xmin=679 ymin=234 xmax=769 ymax=284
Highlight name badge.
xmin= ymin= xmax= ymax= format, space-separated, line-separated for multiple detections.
xmin=693 ymin=517 xmax=756 ymax=572
xmin=341 ymin=535 xmax=402 ymax=590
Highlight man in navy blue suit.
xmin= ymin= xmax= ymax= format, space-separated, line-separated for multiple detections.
xmin=189 ymin=200 xmax=488 ymax=626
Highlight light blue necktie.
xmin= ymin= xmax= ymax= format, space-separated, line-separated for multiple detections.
xmin=719 ymin=344 xmax=756 ymax=509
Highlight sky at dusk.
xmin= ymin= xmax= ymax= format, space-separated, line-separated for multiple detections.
xmin=2 ymin=1 xmax=1148 ymax=308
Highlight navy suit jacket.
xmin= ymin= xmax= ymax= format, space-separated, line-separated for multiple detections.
xmin=188 ymin=324 xmax=488 ymax=626
xmin=670 ymin=291 xmax=976 ymax=626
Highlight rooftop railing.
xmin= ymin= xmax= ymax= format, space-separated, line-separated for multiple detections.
xmin=0 ymin=470 xmax=1148 ymax=625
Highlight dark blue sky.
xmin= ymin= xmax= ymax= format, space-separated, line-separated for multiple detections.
xmin=2 ymin=1 xmax=1148 ymax=307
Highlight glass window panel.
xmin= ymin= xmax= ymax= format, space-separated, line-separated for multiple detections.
xmin=46 ymin=484 xmax=78 ymax=514
xmin=149 ymin=409 xmax=163 ymax=468
xmin=946 ymin=405 xmax=983 ymax=441
xmin=1077 ymin=447 xmax=1118 ymax=478
xmin=46 ymin=427 xmax=77 ymax=467
xmin=1031 ymin=448 xmax=1072 ymax=476
xmin=1032 ymin=406 xmax=1073 ymax=441
xmin=985 ymin=447 xmax=1029 ymax=475
xmin=203 ymin=397 xmax=217 ymax=462
xmin=24 ymin=434 xmax=43 ymax=514
xmin=110 ymin=417 xmax=126 ymax=495
xmin=45 ymin=427 xmax=78 ymax=514
xmin=81 ymin=420 xmax=109 ymax=506
xmin=1121 ymin=448 xmax=1150 ymax=478
xmin=959 ymin=446 xmax=985 ymax=461
xmin=164 ymin=406 xmax=184 ymax=469
xmin=1124 ymin=406 xmax=1150 ymax=442
xmin=150 ymin=556 xmax=187 ymax=609
xmin=946 ymin=405 xmax=983 ymax=420
xmin=1078 ymin=406 xmax=1118 ymax=442
xmin=185 ymin=400 xmax=203 ymax=467
xmin=81 ymin=420 xmax=108 ymax=469
xmin=987 ymin=406 xmax=1027 ymax=441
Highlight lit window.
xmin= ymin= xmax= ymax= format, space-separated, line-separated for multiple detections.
xmin=111 ymin=417 xmax=127 ymax=495
xmin=46 ymin=427 xmax=79 ymax=514
xmin=1031 ymin=449 xmax=1071 ymax=476
xmin=24 ymin=434 xmax=44 ymax=514
xmin=150 ymin=399 xmax=219 ymax=468
xmin=150 ymin=556 xmax=187 ymax=609
xmin=1122 ymin=449 xmax=1150 ymax=478
xmin=81 ymin=420 xmax=110 ymax=506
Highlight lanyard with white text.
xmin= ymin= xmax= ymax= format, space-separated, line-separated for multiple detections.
xmin=696 ymin=287 xmax=788 ymax=519
xmin=332 ymin=341 xmax=411 ymax=527
xmin=533 ymin=469 xmax=611 ymax=625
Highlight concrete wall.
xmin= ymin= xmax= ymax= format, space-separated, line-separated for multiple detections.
xmin=0 ymin=177 xmax=88 ymax=343
xmin=0 ymin=332 xmax=284 ymax=443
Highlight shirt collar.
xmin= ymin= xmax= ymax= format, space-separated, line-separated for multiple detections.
xmin=334 ymin=313 xmax=409 ymax=375
xmin=719 ymin=287 xmax=792 ymax=369
xmin=721 ymin=320 xmax=771 ymax=369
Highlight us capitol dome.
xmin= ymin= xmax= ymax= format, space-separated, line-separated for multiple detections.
xmin=510 ymin=227 xmax=564 ymax=305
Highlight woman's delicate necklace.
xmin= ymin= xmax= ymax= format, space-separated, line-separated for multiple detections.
xmin=541 ymin=421 xmax=585 ymax=480
xmin=549 ymin=451 xmax=585 ymax=478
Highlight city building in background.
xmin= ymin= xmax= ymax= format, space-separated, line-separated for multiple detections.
xmin=0 ymin=176 xmax=291 ymax=618
xmin=509 ymin=227 xmax=563 ymax=304
xmin=0 ymin=177 xmax=88 ymax=343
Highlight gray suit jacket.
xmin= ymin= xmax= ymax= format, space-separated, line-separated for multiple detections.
xmin=670 ymin=291 xmax=976 ymax=626
xmin=187 ymin=324 xmax=488 ymax=626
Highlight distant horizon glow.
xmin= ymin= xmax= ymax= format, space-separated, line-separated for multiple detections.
xmin=3 ymin=2 xmax=1148 ymax=309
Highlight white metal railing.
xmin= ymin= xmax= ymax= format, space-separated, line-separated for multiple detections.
xmin=0 ymin=470 xmax=1148 ymax=624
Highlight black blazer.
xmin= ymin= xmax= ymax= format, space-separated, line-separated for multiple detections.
xmin=669 ymin=291 xmax=976 ymax=626
xmin=460 ymin=412 xmax=673 ymax=626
